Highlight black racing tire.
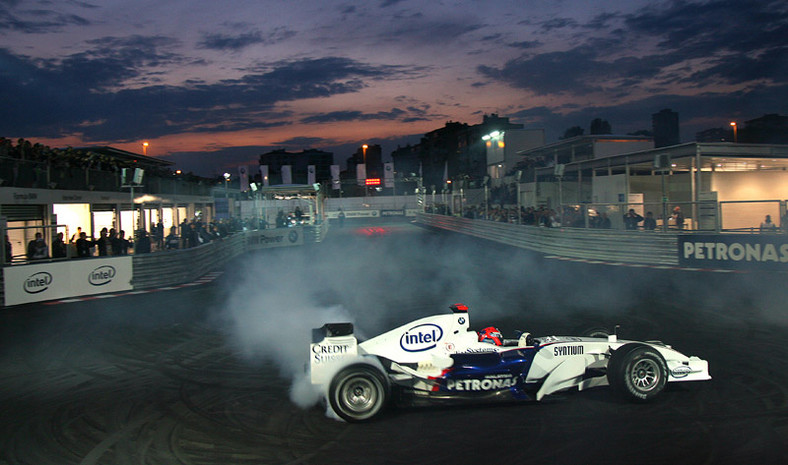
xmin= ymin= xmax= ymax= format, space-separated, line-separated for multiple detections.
xmin=328 ymin=364 xmax=389 ymax=423
xmin=607 ymin=343 xmax=668 ymax=401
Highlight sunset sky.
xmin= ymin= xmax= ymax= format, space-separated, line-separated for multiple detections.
xmin=1 ymin=0 xmax=786 ymax=175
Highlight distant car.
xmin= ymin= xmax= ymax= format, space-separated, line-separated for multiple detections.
xmin=309 ymin=304 xmax=711 ymax=422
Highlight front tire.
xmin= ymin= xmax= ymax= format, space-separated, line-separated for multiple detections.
xmin=607 ymin=344 xmax=667 ymax=401
xmin=328 ymin=364 xmax=389 ymax=422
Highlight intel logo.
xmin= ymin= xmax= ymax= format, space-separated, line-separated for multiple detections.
xmin=400 ymin=323 xmax=443 ymax=352
xmin=24 ymin=272 xmax=53 ymax=294
xmin=671 ymin=365 xmax=692 ymax=378
xmin=89 ymin=265 xmax=116 ymax=286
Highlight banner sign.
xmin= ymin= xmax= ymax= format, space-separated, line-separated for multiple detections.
xmin=330 ymin=165 xmax=340 ymax=190
xmin=281 ymin=165 xmax=292 ymax=185
xmin=245 ymin=228 xmax=304 ymax=250
xmin=384 ymin=162 xmax=394 ymax=188
xmin=678 ymin=234 xmax=788 ymax=271
xmin=4 ymin=257 xmax=133 ymax=306
xmin=325 ymin=210 xmax=379 ymax=219
xmin=325 ymin=209 xmax=419 ymax=219
xmin=381 ymin=209 xmax=406 ymax=217
xmin=238 ymin=165 xmax=249 ymax=192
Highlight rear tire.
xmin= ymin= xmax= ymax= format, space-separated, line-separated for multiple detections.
xmin=607 ymin=344 xmax=667 ymax=401
xmin=328 ymin=364 xmax=389 ymax=422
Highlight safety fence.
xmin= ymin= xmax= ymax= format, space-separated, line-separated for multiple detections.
xmin=1 ymin=227 xmax=310 ymax=307
xmin=417 ymin=212 xmax=680 ymax=265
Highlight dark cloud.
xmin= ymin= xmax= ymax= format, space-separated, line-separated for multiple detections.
xmin=273 ymin=136 xmax=327 ymax=147
xmin=477 ymin=47 xmax=613 ymax=95
xmin=479 ymin=0 xmax=787 ymax=97
xmin=376 ymin=17 xmax=485 ymax=47
xmin=0 ymin=2 xmax=90 ymax=33
xmin=300 ymin=104 xmax=435 ymax=125
xmin=301 ymin=108 xmax=407 ymax=124
xmin=624 ymin=0 xmax=788 ymax=86
xmin=507 ymin=40 xmax=541 ymax=49
xmin=0 ymin=45 xmax=414 ymax=141
xmin=197 ymin=28 xmax=297 ymax=51
xmin=380 ymin=0 xmax=407 ymax=7
xmin=540 ymin=17 xmax=577 ymax=31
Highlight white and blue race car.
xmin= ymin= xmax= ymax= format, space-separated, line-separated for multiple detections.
xmin=309 ymin=304 xmax=711 ymax=422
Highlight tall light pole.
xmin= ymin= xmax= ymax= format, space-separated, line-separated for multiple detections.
xmin=223 ymin=172 xmax=230 ymax=218
xmin=730 ymin=122 xmax=737 ymax=143
xmin=362 ymin=144 xmax=368 ymax=198
xmin=142 ymin=141 xmax=149 ymax=156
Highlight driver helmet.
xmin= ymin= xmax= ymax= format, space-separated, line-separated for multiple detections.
xmin=478 ymin=326 xmax=503 ymax=346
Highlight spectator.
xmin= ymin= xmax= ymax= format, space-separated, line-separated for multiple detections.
xmin=672 ymin=206 xmax=685 ymax=230
xmin=108 ymin=228 xmax=117 ymax=254
xmin=119 ymin=230 xmax=131 ymax=255
xmin=760 ymin=215 xmax=778 ymax=232
xmin=154 ymin=222 xmax=164 ymax=249
xmin=135 ymin=230 xmax=151 ymax=254
xmin=179 ymin=218 xmax=190 ymax=248
xmin=26 ymin=232 xmax=49 ymax=260
xmin=52 ymin=232 xmax=67 ymax=258
xmin=75 ymin=232 xmax=95 ymax=258
xmin=623 ymin=209 xmax=644 ymax=230
xmin=598 ymin=212 xmax=612 ymax=229
xmin=70 ymin=226 xmax=82 ymax=244
xmin=96 ymin=227 xmax=109 ymax=256
xmin=4 ymin=234 xmax=11 ymax=263
xmin=186 ymin=223 xmax=199 ymax=248
xmin=643 ymin=212 xmax=657 ymax=231
xmin=112 ymin=230 xmax=130 ymax=255
xmin=165 ymin=227 xmax=180 ymax=250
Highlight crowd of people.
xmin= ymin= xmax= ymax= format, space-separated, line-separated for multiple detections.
xmin=3 ymin=216 xmax=272 ymax=264
xmin=455 ymin=203 xmax=783 ymax=232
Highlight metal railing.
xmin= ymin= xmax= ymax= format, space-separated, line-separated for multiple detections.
xmin=0 ymin=155 xmax=212 ymax=196
xmin=418 ymin=212 xmax=680 ymax=266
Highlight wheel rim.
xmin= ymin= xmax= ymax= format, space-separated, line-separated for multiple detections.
xmin=629 ymin=359 xmax=660 ymax=391
xmin=340 ymin=376 xmax=379 ymax=414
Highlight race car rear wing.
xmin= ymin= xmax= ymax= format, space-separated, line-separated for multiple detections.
xmin=310 ymin=322 xmax=359 ymax=385
xmin=312 ymin=322 xmax=354 ymax=343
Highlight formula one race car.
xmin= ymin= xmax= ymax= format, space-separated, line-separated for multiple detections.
xmin=309 ymin=304 xmax=711 ymax=422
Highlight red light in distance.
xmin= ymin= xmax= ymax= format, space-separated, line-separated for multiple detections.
xmin=365 ymin=178 xmax=381 ymax=185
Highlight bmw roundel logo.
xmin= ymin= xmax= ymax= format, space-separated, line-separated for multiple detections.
xmin=458 ymin=317 xmax=466 ymax=325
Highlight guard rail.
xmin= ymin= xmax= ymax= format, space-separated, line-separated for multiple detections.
xmin=417 ymin=213 xmax=679 ymax=266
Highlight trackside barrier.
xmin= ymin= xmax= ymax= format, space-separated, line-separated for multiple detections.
xmin=417 ymin=213 xmax=680 ymax=266
xmin=1 ymin=227 xmax=307 ymax=307
xmin=130 ymin=227 xmax=306 ymax=289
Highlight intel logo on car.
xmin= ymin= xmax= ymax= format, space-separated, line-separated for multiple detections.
xmin=89 ymin=265 xmax=116 ymax=286
xmin=671 ymin=365 xmax=692 ymax=378
xmin=400 ymin=323 xmax=443 ymax=352
xmin=24 ymin=272 xmax=53 ymax=294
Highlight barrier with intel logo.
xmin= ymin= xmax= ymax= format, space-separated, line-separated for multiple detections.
xmin=3 ymin=257 xmax=133 ymax=306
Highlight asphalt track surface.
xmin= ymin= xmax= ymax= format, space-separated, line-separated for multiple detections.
xmin=2 ymin=221 xmax=787 ymax=465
